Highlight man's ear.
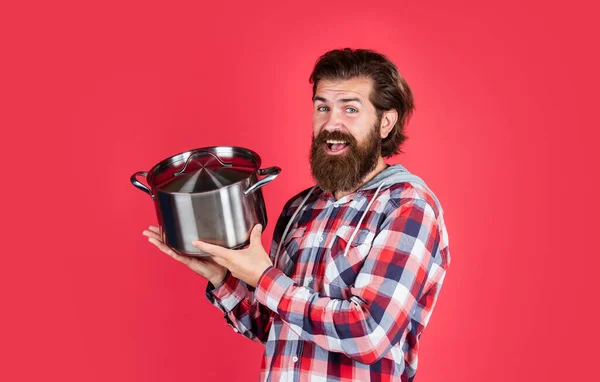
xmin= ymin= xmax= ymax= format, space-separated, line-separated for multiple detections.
xmin=379 ymin=109 xmax=398 ymax=139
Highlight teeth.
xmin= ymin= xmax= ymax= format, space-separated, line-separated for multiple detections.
xmin=326 ymin=140 xmax=348 ymax=144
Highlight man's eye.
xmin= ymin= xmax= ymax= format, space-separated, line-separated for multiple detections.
xmin=317 ymin=106 xmax=329 ymax=112
xmin=346 ymin=107 xmax=358 ymax=113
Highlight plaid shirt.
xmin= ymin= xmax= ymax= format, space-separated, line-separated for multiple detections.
xmin=206 ymin=172 xmax=451 ymax=381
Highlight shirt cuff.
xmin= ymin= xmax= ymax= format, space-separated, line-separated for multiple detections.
xmin=255 ymin=266 xmax=295 ymax=313
xmin=205 ymin=271 xmax=247 ymax=313
xmin=207 ymin=270 xmax=231 ymax=291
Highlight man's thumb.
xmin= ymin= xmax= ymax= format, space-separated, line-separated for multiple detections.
xmin=251 ymin=224 xmax=263 ymax=243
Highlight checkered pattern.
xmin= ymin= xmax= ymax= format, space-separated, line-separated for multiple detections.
xmin=206 ymin=180 xmax=451 ymax=381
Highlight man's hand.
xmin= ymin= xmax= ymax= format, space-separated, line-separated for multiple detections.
xmin=192 ymin=224 xmax=273 ymax=288
xmin=143 ymin=225 xmax=228 ymax=287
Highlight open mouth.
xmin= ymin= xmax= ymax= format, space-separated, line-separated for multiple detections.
xmin=325 ymin=139 xmax=350 ymax=154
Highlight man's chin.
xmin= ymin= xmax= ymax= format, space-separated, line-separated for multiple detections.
xmin=311 ymin=166 xmax=359 ymax=194
xmin=313 ymin=158 xmax=350 ymax=172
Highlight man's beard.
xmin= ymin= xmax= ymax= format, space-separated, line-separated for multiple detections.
xmin=309 ymin=121 xmax=381 ymax=194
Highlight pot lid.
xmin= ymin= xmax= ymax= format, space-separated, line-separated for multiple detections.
xmin=153 ymin=149 xmax=258 ymax=193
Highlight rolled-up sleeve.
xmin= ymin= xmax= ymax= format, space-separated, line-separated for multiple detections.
xmin=206 ymin=270 xmax=274 ymax=345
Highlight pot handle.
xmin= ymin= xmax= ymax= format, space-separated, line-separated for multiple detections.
xmin=244 ymin=166 xmax=281 ymax=196
xmin=130 ymin=171 xmax=155 ymax=200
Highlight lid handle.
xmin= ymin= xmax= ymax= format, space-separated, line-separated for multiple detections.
xmin=173 ymin=151 xmax=233 ymax=177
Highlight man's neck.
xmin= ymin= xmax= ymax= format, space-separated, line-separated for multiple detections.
xmin=333 ymin=157 xmax=388 ymax=200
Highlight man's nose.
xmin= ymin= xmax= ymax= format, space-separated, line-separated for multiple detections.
xmin=323 ymin=110 xmax=344 ymax=132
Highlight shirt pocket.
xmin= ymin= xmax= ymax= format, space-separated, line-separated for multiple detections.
xmin=276 ymin=225 xmax=307 ymax=271
xmin=324 ymin=225 xmax=375 ymax=289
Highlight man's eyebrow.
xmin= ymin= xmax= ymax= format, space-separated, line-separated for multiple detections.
xmin=312 ymin=96 xmax=363 ymax=104
xmin=339 ymin=98 xmax=363 ymax=104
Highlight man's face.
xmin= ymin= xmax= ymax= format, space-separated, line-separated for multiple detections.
xmin=310 ymin=77 xmax=382 ymax=194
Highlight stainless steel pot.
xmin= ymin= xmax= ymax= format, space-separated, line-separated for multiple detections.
xmin=130 ymin=146 xmax=281 ymax=257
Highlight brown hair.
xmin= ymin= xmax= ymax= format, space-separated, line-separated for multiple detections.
xmin=309 ymin=48 xmax=415 ymax=157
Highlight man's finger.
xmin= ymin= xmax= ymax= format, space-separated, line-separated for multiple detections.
xmin=164 ymin=247 xmax=191 ymax=265
xmin=148 ymin=237 xmax=172 ymax=255
xmin=148 ymin=225 xmax=161 ymax=234
xmin=249 ymin=224 xmax=263 ymax=248
xmin=149 ymin=237 xmax=192 ymax=266
xmin=142 ymin=230 xmax=161 ymax=241
xmin=192 ymin=240 xmax=232 ymax=260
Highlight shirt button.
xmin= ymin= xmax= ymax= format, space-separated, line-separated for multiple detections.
xmin=333 ymin=202 xmax=339 ymax=208
xmin=292 ymin=356 xmax=298 ymax=363
xmin=318 ymin=236 xmax=324 ymax=243
xmin=307 ymin=276 xmax=313 ymax=282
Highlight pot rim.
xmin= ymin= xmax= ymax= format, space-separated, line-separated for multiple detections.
xmin=147 ymin=146 xmax=263 ymax=195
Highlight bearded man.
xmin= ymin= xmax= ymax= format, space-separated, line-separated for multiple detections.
xmin=144 ymin=48 xmax=451 ymax=382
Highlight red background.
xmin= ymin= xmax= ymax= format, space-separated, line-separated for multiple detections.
xmin=1 ymin=1 xmax=599 ymax=381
